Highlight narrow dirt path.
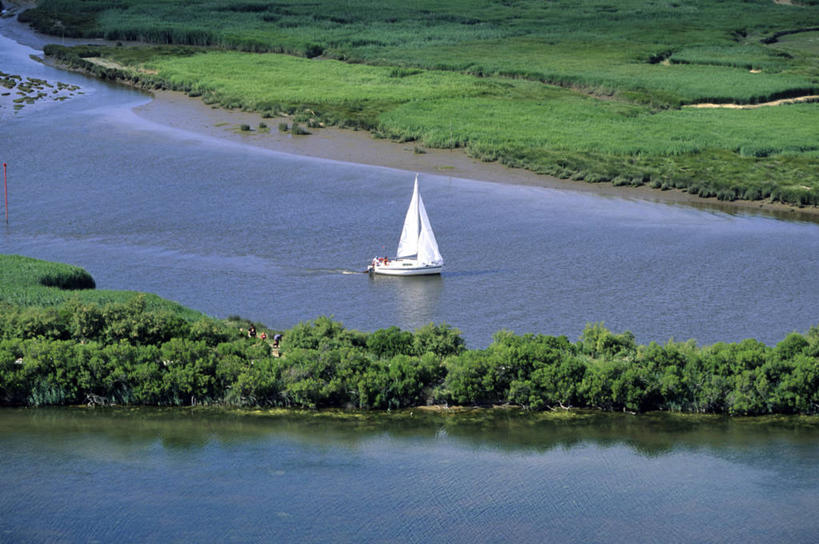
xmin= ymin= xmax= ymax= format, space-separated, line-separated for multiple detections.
xmin=686 ymin=95 xmax=819 ymax=109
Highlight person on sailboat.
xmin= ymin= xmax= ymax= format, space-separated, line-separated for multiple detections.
xmin=367 ymin=174 xmax=443 ymax=276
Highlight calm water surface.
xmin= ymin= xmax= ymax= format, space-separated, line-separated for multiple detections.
xmin=2 ymin=25 xmax=819 ymax=349
xmin=2 ymin=23 xmax=819 ymax=544
xmin=1 ymin=408 xmax=818 ymax=543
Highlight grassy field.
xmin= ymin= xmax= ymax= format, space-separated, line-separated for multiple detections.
xmin=23 ymin=0 xmax=819 ymax=206
xmin=21 ymin=0 xmax=819 ymax=101
xmin=0 ymin=254 xmax=202 ymax=319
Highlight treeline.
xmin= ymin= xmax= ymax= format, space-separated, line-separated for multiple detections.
xmin=1 ymin=300 xmax=817 ymax=415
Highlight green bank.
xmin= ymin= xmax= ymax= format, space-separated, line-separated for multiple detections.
xmin=2 ymin=255 xmax=817 ymax=415
xmin=22 ymin=0 xmax=819 ymax=207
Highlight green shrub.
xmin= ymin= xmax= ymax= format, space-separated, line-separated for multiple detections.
xmin=3 ymin=256 xmax=819 ymax=414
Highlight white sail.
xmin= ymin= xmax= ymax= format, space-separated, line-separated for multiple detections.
xmin=369 ymin=173 xmax=443 ymax=276
xmin=417 ymin=194 xmax=443 ymax=265
xmin=396 ymin=176 xmax=420 ymax=259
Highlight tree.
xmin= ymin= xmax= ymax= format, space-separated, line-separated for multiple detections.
xmin=367 ymin=326 xmax=414 ymax=359
xmin=413 ymin=322 xmax=465 ymax=358
xmin=579 ymin=323 xmax=636 ymax=359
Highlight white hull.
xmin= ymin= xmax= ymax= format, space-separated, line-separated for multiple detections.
xmin=369 ymin=258 xmax=442 ymax=276
xmin=368 ymin=174 xmax=443 ymax=277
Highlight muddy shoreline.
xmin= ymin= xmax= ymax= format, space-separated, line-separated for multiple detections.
xmin=133 ymin=91 xmax=819 ymax=221
xmin=3 ymin=5 xmax=817 ymax=220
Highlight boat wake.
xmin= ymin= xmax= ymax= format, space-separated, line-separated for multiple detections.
xmin=302 ymin=268 xmax=367 ymax=276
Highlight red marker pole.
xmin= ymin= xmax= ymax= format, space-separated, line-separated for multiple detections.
xmin=3 ymin=162 xmax=7 ymax=224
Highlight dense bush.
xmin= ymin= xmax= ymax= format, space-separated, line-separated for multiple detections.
xmin=2 ymin=257 xmax=817 ymax=414
xmin=1 ymin=299 xmax=817 ymax=414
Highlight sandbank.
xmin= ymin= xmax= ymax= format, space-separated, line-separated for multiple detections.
xmin=134 ymin=91 xmax=819 ymax=221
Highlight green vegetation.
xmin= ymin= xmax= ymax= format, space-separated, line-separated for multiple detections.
xmin=21 ymin=0 xmax=819 ymax=106
xmin=32 ymin=0 xmax=819 ymax=207
xmin=0 ymin=71 xmax=82 ymax=113
xmin=0 ymin=255 xmax=201 ymax=318
xmin=1 ymin=256 xmax=817 ymax=415
xmin=18 ymin=1 xmax=819 ymax=72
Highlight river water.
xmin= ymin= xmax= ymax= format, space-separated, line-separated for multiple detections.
xmin=2 ymin=27 xmax=819 ymax=348
xmin=2 ymin=20 xmax=819 ymax=544
xmin=1 ymin=408 xmax=817 ymax=543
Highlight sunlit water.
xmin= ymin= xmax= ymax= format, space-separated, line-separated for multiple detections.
xmin=2 ymin=25 xmax=819 ymax=348
xmin=1 ymin=408 xmax=817 ymax=543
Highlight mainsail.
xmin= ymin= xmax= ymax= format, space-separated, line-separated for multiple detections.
xmin=395 ymin=174 xmax=443 ymax=265
xmin=396 ymin=178 xmax=420 ymax=259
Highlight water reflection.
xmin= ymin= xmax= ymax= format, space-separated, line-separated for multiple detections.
xmin=2 ymin=408 xmax=818 ymax=543
xmin=3 ymin=407 xmax=817 ymax=463
xmin=396 ymin=275 xmax=444 ymax=324
xmin=369 ymin=274 xmax=444 ymax=326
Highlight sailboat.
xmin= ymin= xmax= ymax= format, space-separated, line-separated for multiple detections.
xmin=368 ymin=174 xmax=444 ymax=276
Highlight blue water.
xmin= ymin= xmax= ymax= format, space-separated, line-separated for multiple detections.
xmin=2 ymin=22 xmax=818 ymax=349
xmin=2 ymin=19 xmax=819 ymax=544
xmin=1 ymin=408 xmax=817 ymax=543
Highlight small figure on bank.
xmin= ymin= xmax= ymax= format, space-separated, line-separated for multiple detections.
xmin=273 ymin=333 xmax=282 ymax=348
xmin=260 ymin=331 xmax=267 ymax=341
xmin=248 ymin=325 xmax=256 ymax=338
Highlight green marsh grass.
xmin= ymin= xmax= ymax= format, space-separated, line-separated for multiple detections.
xmin=137 ymin=50 xmax=509 ymax=121
xmin=32 ymin=0 xmax=819 ymax=206
xmin=378 ymin=98 xmax=819 ymax=156
xmin=770 ymin=30 xmax=819 ymax=58
xmin=45 ymin=44 xmax=819 ymax=205
xmin=25 ymin=0 xmax=819 ymax=105
xmin=0 ymin=255 xmax=202 ymax=319
xmin=370 ymin=38 xmax=819 ymax=106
